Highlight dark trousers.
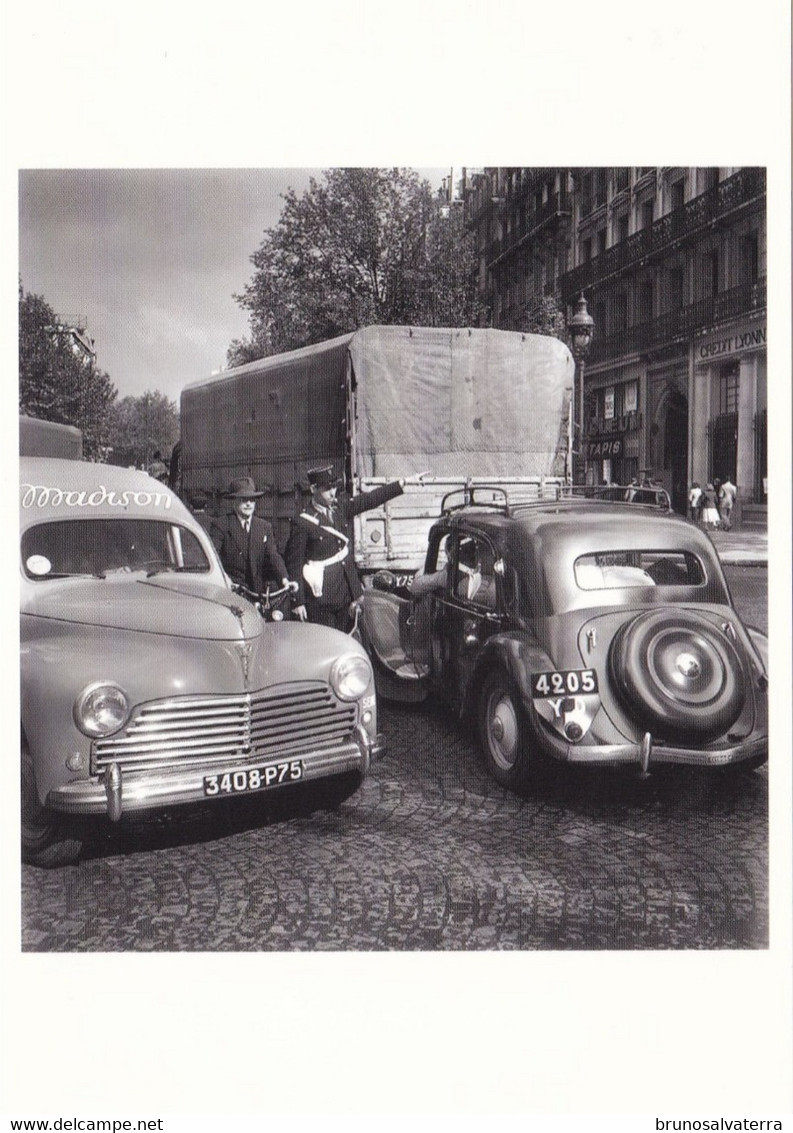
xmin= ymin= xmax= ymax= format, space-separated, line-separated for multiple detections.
xmin=306 ymin=599 xmax=352 ymax=633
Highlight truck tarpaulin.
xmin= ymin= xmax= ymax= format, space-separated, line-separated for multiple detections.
xmin=349 ymin=326 xmax=574 ymax=478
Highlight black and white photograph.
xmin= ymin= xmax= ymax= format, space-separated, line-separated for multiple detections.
xmin=3 ymin=1 xmax=792 ymax=1127
xmin=17 ymin=164 xmax=771 ymax=952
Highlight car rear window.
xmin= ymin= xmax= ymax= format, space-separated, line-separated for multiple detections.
xmin=574 ymin=550 xmax=705 ymax=590
xmin=21 ymin=518 xmax=211 ymax=580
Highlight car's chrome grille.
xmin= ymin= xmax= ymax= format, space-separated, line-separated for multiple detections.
xmin=93 ymin=681 xmax=356 ymax=773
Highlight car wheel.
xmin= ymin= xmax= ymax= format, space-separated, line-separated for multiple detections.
xmin=21 ymin=739 xmax=81 ymax=867
xmin=609 ymin=609 xmax=746 ymax=742
xmin=478 ymin=670 xmax=533 ymax=791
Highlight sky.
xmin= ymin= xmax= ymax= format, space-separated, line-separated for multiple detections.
xmin=18 ymin=167 xmax=448 ymax=406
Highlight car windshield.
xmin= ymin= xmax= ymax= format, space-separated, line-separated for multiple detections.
xmin=21 ymin=518 xmax=211 ymax=580
xmin=574 ymin=549 xmax=705 ymax=590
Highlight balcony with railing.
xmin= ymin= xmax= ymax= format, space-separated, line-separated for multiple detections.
xmin=588 ymin=278 xmax=766 ymax=364
xmin=486 ymin=189 xmax=571 ymax=268
xmin=561 ymin=167 xmax=765 ymax=301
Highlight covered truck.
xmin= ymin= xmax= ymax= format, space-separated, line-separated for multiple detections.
xmin=179 ymin=325 xmax=575 ymax=580
xmin=20 ymin=415 xmax=82 ymax=460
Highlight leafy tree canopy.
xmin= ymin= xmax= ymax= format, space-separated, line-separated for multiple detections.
xmin=228 ymin=168 xmax=486 ymax=364
xmin=524 ymin=295 xmax=568 ymax=340
xmin=19 ymin=283 xmax=117 ymax=459
xmin=105 ymin=391 xmax=180 ymax=470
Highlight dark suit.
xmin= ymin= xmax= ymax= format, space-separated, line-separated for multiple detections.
xmin=285 ymin=481 xmax=404 ymax=629
xmin=210 ymin=511 xmax=288 ymax=594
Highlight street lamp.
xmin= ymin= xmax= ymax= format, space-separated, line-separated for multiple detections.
xmin=568 ymin=293 xmax=595 ymax=484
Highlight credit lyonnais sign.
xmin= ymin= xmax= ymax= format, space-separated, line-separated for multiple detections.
xmin=697 ymin=321 xmax=766 ymax=361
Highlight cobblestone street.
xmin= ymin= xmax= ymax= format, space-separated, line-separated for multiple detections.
xmin=20 ymin=567 xmax=769 ymax=952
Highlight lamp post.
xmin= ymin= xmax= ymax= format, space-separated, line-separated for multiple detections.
xmin=568 ymin=293 xmax=595 ymax=485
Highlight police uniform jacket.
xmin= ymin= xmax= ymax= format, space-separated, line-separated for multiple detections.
xmin=210 ymin=511 xmax=288 ymax=593
xmin=286 ymin=481 xmax=404 ymax=611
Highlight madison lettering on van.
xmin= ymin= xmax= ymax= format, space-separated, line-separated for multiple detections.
xmin=20 ymin=484 xmax=173 ymax=510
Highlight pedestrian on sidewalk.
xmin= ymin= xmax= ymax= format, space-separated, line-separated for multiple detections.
xmin=701 ymin=482 xmax=720 ymax=528
xmin=719 ymin=475 xmax=737 ymax=531
xmin=688 ymin=481 xmax=702 ymax=524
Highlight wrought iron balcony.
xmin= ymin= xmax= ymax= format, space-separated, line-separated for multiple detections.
xmin=588 ymin=279 xmax=766 ymax=364
xmin=561 ymin=168 xmax=766 ymax=301
xmin=486 ymin=189 xmax=571 ymax=268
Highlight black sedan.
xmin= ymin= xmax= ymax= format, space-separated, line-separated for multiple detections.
xmin=359 ymin=487 xmax=768 ymax=792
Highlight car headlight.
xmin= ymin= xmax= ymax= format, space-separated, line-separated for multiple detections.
xmin=330 ymin=654 xmax=372 ymax=701
xmin=73 ymin=681 xmax=130 ymax=737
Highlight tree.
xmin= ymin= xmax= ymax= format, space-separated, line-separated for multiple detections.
xmin=19 ymin=283 xmax=118 ymax=459
xmin=105 ymin=391 xmax=180 ymax=469
xmin=524 ymin=295 xmax=568 ymax=341
xmin=228 ymin=168 xmax=486 ymax=363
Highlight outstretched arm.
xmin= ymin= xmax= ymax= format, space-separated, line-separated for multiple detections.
xmin=346 ymin=478 xmax=405 ymax=518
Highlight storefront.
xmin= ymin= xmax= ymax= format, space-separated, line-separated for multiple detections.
xmin=585 ymin=371 xmax=643 ymax=487
xmin=690 ymin=316 xmax=767 ymax=519
xmin=645 ymin=353 xmax=689 ymax=513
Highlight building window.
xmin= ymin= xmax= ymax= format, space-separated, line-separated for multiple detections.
xmin=597 ymin=228 xmax=607 ymax=256
xmin=615 ymin=212 xmax=629 ymax=244
xmin=615 ymin=168 xmax=630 ymax=192
xmin=582 ymin=237 xmax=592 ymax=263
xmin=718 ymin=366 xmax=740 ymax=415
xmin=671 ymin=179 xmax=685 ymax=211
xmin=705 ymin=168 xmax=720 ymax=192
xmin=743 ymin=232 xmax=760 ymax=285
xmin=709 ymin=250 xmax=720 ymax=295
xmin=614 ymin=292 xmax=628 ymax=332
xmin=669 ymin=266 xmax=685 ymax=310
xmin=595 ymin=300 xmax=607 ymax=334
xmin=641 ymin=198 xmax=655 ymax=229
xmin=581 ymin=171 xmax=593 ymax=217
xmin=711 ymin=363 xmax=739 ymax=482
xmin=638 ymin=280 xmax=654 ymax=321
xmin=595 ymin=168 xmax=607 ymax=206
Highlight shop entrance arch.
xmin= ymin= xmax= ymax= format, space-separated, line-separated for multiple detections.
xmin=662 ymin=389 xmax=689 ymax=514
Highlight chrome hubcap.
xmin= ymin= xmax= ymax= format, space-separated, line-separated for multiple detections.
xmin=488 ymin=692 xmax=519 ymax=771
xmin=675 ymin=651 xmax=702 ymax=679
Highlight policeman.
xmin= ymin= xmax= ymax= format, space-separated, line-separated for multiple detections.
xmin=286 ymin=465 xmax=407 ymax=631
xmin=210 ymin=476 xmax=297 ymax=597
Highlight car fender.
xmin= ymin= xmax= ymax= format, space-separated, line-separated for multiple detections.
xmin=464 ymin=632 xmax=553 ymax=716
xmin=743 ymin=624 xmax=769 ymax=680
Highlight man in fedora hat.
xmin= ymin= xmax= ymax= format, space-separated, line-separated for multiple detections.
xmin=210 ymin=476 xmax=296 ymax=598
xmin=286 ymin=465 xmax=409 ymax=631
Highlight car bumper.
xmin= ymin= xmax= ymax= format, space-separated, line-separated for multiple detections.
xmin=47 ymin=728 xmax=382 ymax=818
xmin=554 ymin=732 xmax=767 ymax=769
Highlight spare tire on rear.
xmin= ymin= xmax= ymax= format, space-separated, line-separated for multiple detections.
xmin=609 ymin=609 xmax=746 ymax=741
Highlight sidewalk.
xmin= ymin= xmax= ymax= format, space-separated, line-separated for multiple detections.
xmin=704 ymin=525 xmax=768 ymax=566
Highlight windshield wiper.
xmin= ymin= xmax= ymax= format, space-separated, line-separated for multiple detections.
xmin=145 ymin=565 xmax=205 ymax=577
xmin=31 ymin=571 xmax=107 ymax=580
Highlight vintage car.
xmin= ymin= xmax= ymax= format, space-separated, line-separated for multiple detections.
xmin=359 ymin=486 xmax=768 ymax=792
xmin=20 ymin=457 xmax=380 ymax=866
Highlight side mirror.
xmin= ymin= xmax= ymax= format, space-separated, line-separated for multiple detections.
xmin=371 ymin=569 xmax=397 ymax=592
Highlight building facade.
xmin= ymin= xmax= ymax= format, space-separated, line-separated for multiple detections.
xmin=463 ymin=167 xmax=767 ymax=524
